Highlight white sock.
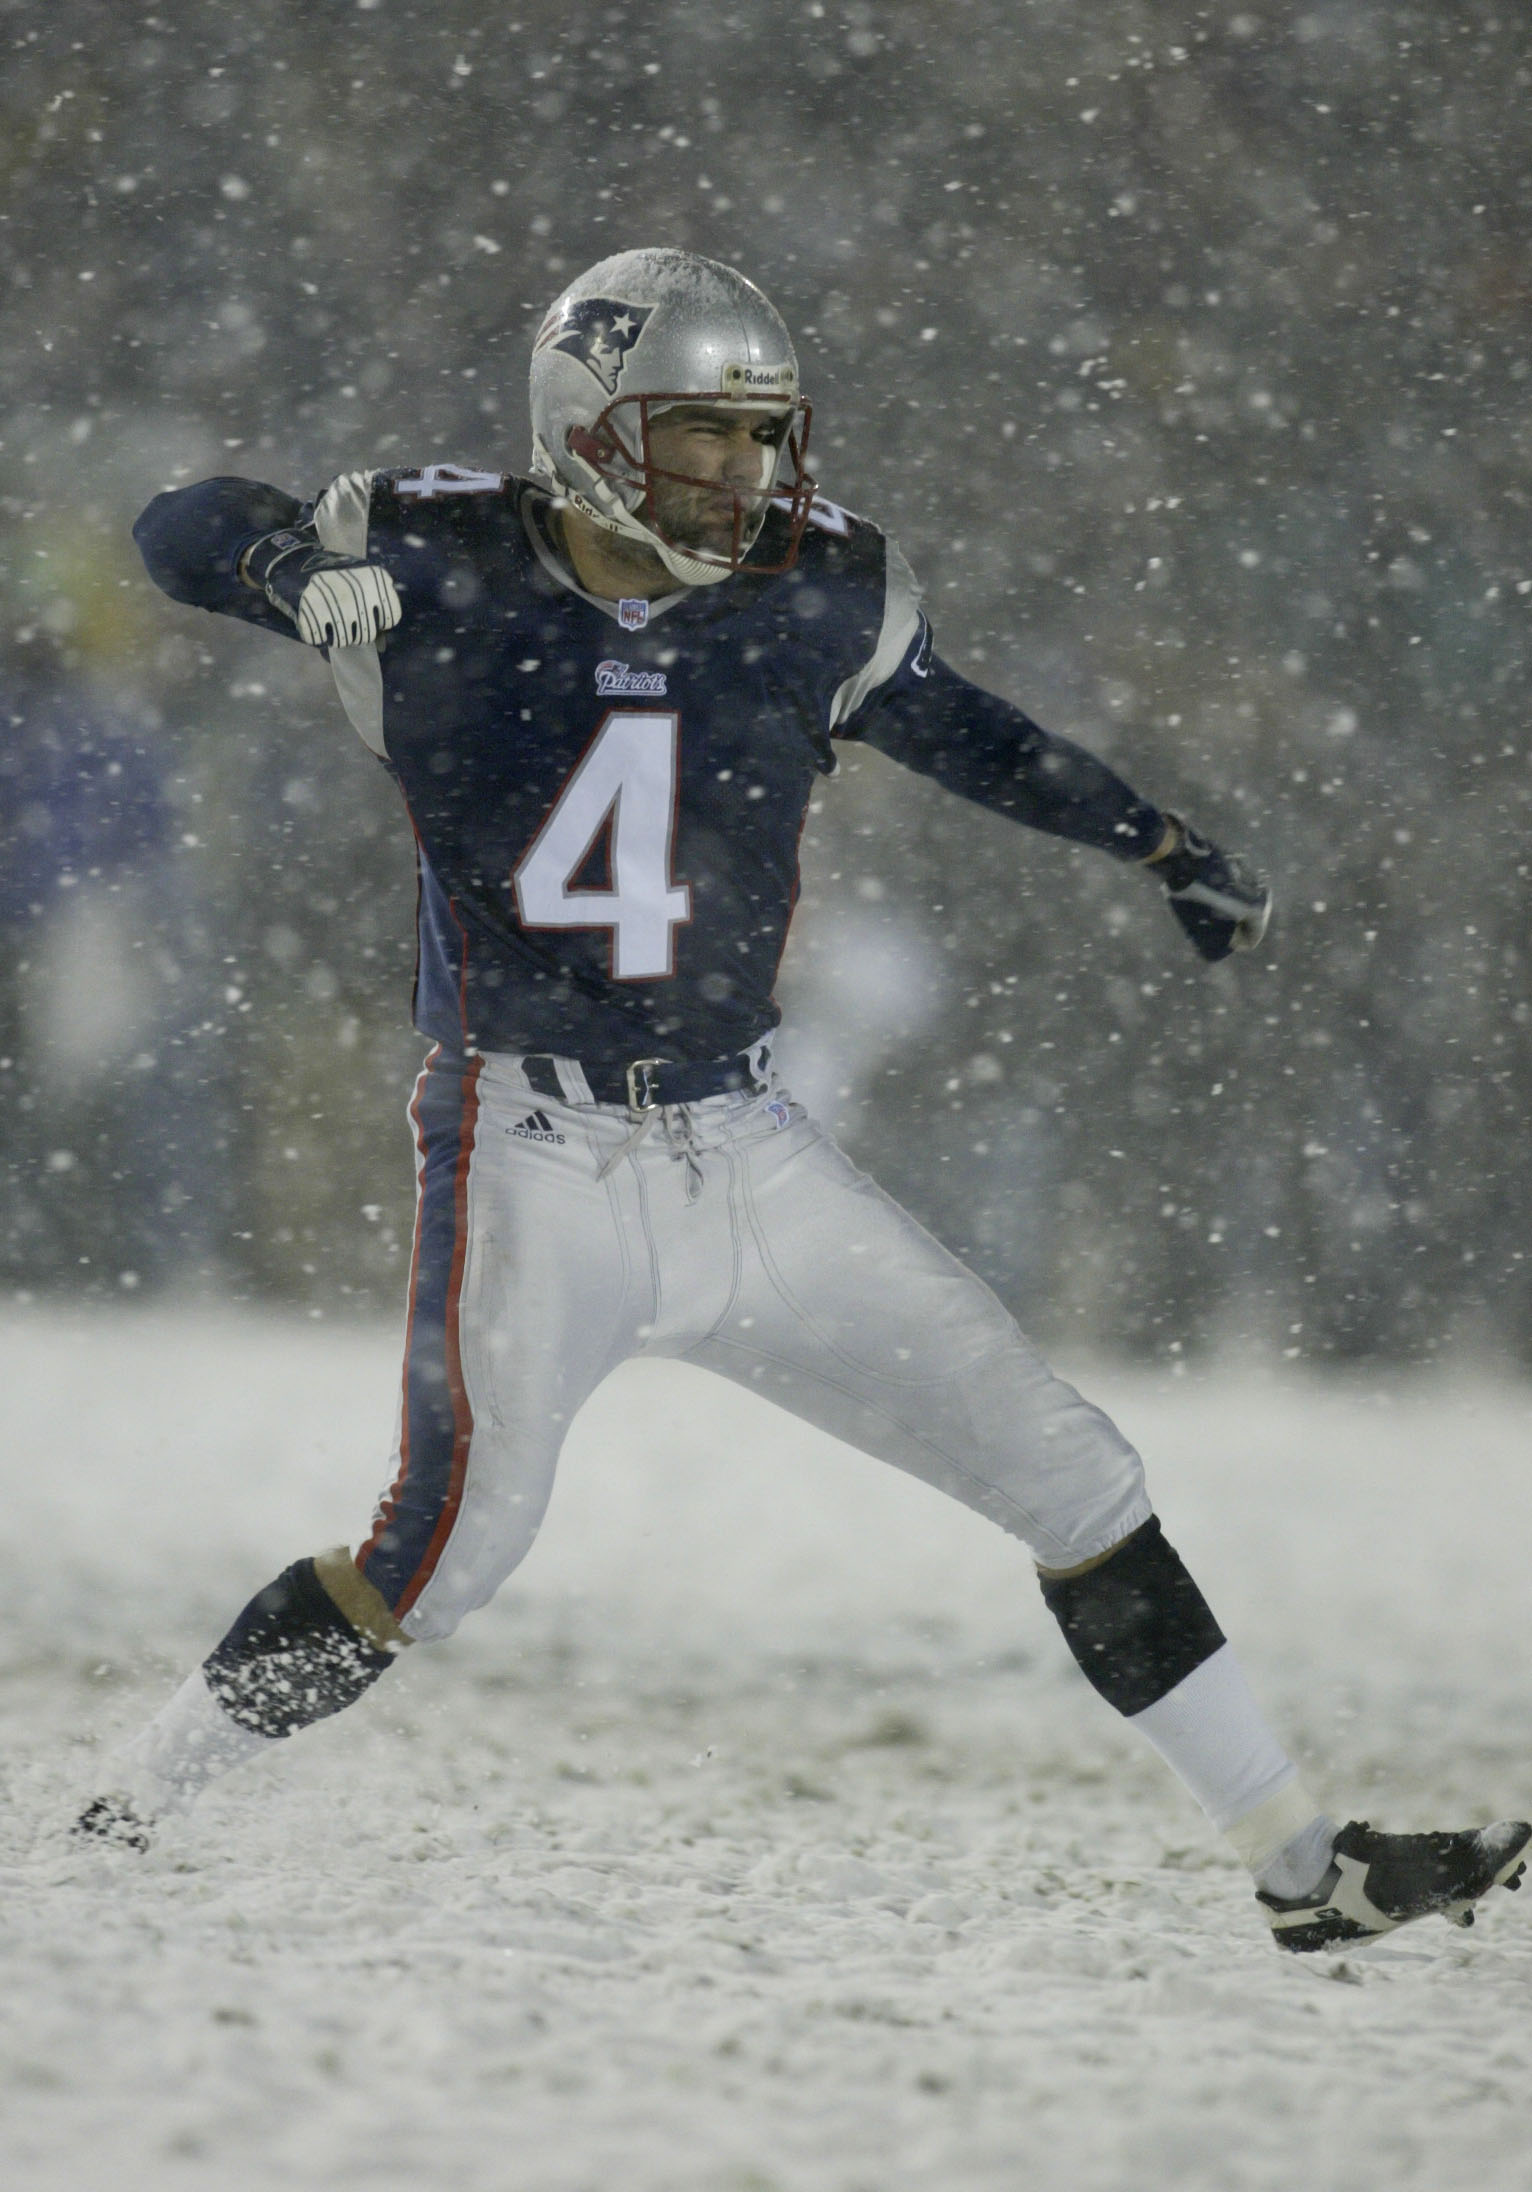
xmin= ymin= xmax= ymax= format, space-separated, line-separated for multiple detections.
xmin=1128 ymin=1642 xmax=1329 ymax=1884
xmin=1252 ymin=1811 xmax=1339 ymax=1902
xmin=106 ymin=1669 xmax=276 ymax=1817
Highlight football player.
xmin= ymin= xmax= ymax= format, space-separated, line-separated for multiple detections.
xmin=88 ymin=248 xmax=1528 ymax=1952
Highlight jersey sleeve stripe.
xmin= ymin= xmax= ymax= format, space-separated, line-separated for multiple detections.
xmin=313 ymin=468 xmax=376 ymax=558
xmin=827 ymin=535 xmax=924 ymax=730
xmin=314 ymin=468 xmax=389 ymax=755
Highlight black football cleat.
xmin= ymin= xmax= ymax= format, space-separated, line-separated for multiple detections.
xmin=73 ymin=1795 xmax=154 ymax=1853
xmin=1258 ymin=1818 xmax=1531 ymax=1953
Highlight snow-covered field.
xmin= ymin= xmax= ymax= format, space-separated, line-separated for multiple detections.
xmin=5 ymin=1307 xmax=1532 ymax=2192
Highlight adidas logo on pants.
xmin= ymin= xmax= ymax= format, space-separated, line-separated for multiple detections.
xmin=508 ymin=1113 xmax=569 ymax=1148
xmin=507 ymin=1109 xmax=566 ymax=1145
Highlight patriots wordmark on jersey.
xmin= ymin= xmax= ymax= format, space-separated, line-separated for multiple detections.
xmin=133 ymin=465 xmax=1170 ymax=1067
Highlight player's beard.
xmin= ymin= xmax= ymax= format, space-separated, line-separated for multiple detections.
xmin=651 ymin=476 xmax=770 ymax=561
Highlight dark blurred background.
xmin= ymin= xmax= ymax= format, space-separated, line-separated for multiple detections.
xmin=2 ymin=0 xmax=1529 ymax=1363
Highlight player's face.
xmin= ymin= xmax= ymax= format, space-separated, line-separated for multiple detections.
xmin=645 ymin=404 xmax=791 ymax=555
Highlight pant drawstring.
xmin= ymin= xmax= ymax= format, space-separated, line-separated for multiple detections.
xmin=597 ymin=1100 xmax=722 ymax=1200
xmin=663 ymin=1106 xmax=707 ymax=1203
xmin=597 ymin=1105 xmax=660 ymax=1179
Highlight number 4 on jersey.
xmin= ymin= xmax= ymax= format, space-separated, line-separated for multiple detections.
xmin=395 ymin=465 xmax=505 ymax=500
xmin=513 ymin=712 xmax=692 ymax=980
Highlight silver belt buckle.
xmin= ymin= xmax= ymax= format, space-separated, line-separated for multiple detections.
xmin=625 ymin=1057 xmax=669 ymax=1112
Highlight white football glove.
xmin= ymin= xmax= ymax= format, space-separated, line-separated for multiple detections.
xmin=241 ymin=527 xmax=402 ymax=648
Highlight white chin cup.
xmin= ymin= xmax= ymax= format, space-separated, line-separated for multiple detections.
xmin=654 ymin=541 xmax=737 ymax=587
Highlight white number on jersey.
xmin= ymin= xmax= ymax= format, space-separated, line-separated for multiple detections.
xmin=770 ymin=491 xmax=851 ymax=537
xmin=395 ymin=464 xmax=505 ymax=500
xmin=804 ymin=495 xmax=851 ymax=537
xmin=513 ymin=712 xmax=692 ymax=980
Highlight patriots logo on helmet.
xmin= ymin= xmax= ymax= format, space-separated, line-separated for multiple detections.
xmin=538 ymin=297 xmax=654 ymax=397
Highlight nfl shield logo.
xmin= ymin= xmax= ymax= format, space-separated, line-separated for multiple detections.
xmin=618 ymin=597 xmax=649 ymax=632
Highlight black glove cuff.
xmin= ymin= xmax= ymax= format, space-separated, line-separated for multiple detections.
xmin=239 ymin=526 xmax=327 ymax=616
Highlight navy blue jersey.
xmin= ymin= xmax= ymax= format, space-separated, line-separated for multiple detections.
xmin=134 ymin=466 xmax=1166 ymax=1064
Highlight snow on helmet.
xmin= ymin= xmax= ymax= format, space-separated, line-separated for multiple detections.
xmin=528 ymin=247 xmax=816 ymax=586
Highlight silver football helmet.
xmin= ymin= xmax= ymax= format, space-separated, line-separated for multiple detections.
xmin=528 ymin=247 xmax=816 ymax=586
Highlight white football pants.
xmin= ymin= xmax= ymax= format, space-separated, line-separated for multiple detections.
xmin=357 ymin=1048 xmax=1153 ymax=1642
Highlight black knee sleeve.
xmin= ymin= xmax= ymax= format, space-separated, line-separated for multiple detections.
xmin=1038 ymin=1517 xmax=1225 ymax=1716
xmin=203 ymin=1558 xmax=396 ymax=1739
